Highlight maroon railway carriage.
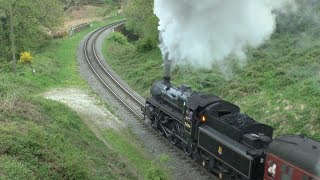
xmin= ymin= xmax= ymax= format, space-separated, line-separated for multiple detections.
xmin=264 ymin=135 xmax=320 ymax=180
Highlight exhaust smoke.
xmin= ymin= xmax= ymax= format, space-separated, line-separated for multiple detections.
xmin=154 ymin=0 xmax=295 ymax=73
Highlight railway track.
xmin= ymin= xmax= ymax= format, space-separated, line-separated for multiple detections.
xmin=83 ymin=22 xmax=218 ymax=180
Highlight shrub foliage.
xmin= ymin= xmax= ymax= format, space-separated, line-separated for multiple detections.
xmin=19 ymin=52 xmax=33 ymax=64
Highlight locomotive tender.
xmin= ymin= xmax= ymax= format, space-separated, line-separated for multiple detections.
xmin=143 ymin=78 xmax=320 ymax=180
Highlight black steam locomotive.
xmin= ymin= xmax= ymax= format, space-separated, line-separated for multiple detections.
xmin=143 ymin=78 xmax=320 ymax=180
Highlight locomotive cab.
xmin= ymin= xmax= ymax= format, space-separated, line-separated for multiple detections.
xmin=186 ymin=92 xmax=273 ymax=179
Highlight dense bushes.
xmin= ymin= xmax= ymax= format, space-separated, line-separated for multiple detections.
xmin=136 ymin=38 xmax=156 ymax=52
xmin=123 ymin=0 xmax=159 ymax=51
xmin=108 ymin=32 xmax=129 ymax=44
xmin=276 ymin=1 xmax=320 ymax=35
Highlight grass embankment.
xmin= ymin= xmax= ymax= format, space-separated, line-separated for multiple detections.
xmin=102 ymin=30 xmax=320 ymax=141
xmin=104 ymin=129 xmax=170 ymax=179
xmin=0 ymin=18 xmax=168 ymax=179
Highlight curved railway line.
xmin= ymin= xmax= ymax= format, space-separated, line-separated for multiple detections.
xmin=83 ymin=22 xmax=218 ymax=180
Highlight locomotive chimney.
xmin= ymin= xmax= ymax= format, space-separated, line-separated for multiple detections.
xmin=163 ymin=53 xmax=171 ymax=85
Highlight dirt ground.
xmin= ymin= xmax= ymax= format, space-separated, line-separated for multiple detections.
xmin=58 ymin=5 xmax=109 ymax=33
xmin=64 ymin=6 xmax=104 ymax=28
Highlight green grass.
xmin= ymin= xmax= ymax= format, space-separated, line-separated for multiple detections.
xmin=0 ymin=97 xmax=135 ymax=179
xmin=0 ymin=17 xmax=169 ymax=179
xmin=103 ymin=129 xmax=170 ymax=179
xmin=102 ymin=27 xmax=320 ymax=141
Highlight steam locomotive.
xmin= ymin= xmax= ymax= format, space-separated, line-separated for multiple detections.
xmin=143 ymin=78 xmax=320 ymax=180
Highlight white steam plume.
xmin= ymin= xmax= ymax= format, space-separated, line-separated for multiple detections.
xmin=154 ymin=0 xmax=294 ymax=70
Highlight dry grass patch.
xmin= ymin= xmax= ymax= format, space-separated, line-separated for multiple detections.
xmin=0 ymin=99 xmax=44 ymax=123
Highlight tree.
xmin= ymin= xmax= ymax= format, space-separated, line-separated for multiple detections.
xmin=123 ymin=0 xmax=159 ymax=50
xmin=0 ymin=0 xmax=18 ymax=73
xmin=0 ymin=0 xmax=63 ymax=74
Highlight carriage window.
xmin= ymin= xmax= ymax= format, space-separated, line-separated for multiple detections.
xmin=302 ymin=175 xmax=315 ymax=180
xmin=281 ymin=174 xmax=291 ymax=180
xmin=281 ymin=165 xmax=292 ymax=180
xmin=267 ymin=161 xmax=277 ymax=178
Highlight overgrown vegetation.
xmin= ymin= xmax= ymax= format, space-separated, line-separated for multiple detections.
xmin=123 ymin=0 xmax=159 ymax=51
xmin=103 ymin=1 xmax=320 ymax=140
xmin=61 ymin=0 xmax=124 ymax=11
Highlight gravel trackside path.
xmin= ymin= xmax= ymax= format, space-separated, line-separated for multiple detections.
xmin=43 ymin=88 xmax=124 ymax=131
xmin=43 ymin=88 xmax=124 ymax=150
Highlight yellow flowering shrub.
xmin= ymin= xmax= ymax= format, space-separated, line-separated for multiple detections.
xmin=19 ymin=51 xmax=32 ymax=64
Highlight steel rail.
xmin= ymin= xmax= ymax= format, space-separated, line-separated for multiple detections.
xmin=84 ymin=22 xmax=142 ymax=119
xmin=92 ymin=28 xmax=144 ymax=108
